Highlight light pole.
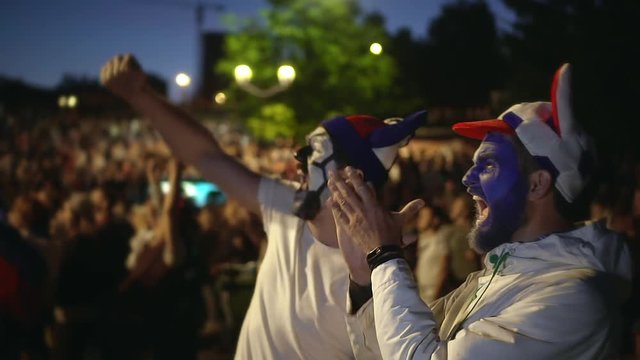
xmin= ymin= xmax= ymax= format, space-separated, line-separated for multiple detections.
xmin=233 ymin=64 xmax=296 ymax=98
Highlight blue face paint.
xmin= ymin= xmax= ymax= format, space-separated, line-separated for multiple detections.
xmin=462 ymin=133 xmax=528 ymax=253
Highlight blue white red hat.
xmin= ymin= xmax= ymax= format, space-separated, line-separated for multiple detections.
xmin=322 ymin=110 xmax=427 ymax=187
xmin=452 ymin=64 xmax=595 ymax=203
xmin=292 ymin=110 xmax=426 ymax=220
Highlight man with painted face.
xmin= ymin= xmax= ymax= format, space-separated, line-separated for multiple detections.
xmin=100 ymin=54 xmax=425 ymax=359
xmin=329 ymin=64 xmax=633 ymax=359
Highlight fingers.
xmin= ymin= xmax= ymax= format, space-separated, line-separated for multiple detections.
xmin=401 ymin=232 xmax=418 ymax=247
xmin=100 ymin=55 xmax=120 ymax=85
xmin=120 ymin=53 xmax=142 ymax=72
xmin=328 ymin=197 xmax=350 ymax=228
xmin=327 ymin=170 xmax=361 ymax=221
xmin=99 ymin=61 xmax=110 ymax=84
xmin=344 ymin=167 xmax=376 ymax=207
xmin=120 ymin=53 xmax=131 ymax=72
xmin=398 ymin=198 xmax=425 ymax=223
xmin=100 ymin=53 xmax=138 ymax=85
xmin=328 ymin=190 xmax=357 ymax=227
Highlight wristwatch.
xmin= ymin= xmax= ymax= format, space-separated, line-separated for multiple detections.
xmin=366 ymin=244 xmax=404 ymax=271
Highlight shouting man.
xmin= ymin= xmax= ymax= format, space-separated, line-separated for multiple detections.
xmin=329 ymin=63 xmax=632 ymax=359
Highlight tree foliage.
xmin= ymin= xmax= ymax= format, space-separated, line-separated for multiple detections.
xmin=422 ymin=0 xmax=507 ymax=108
xmin=500 ymin=0 xmax=640 ymax=158
xmin=247 ymin=102 xmax=296 ymax=141
xmin=217 ymin=0 xmax=397 ymax=139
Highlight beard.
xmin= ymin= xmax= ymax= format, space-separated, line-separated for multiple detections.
xmin=468 ymin=181 xmax=528 ymax=254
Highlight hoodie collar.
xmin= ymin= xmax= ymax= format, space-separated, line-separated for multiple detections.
xmin=483 ymin=219 xmax=632 ymax=283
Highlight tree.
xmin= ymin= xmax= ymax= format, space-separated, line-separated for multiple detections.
xmin=384 ymin=27 xmax=429 ymax=115
xmin=216 ymin=0 xmax=397 ymax=140
xmin=501 ymin=0 xmax=640 ymax=158
xmin=422 ymin=0 xmax=507 ymax=109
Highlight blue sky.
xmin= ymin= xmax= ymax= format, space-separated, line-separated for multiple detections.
xmin=0 ymin=0 xmax=513 ymax=100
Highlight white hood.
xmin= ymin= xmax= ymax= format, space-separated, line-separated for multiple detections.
xmin=485 ymin=219 xmax=633 ymax=303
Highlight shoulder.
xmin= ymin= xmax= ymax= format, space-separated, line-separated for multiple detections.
xmin=258 ymin=177 xmax=300 ymax=222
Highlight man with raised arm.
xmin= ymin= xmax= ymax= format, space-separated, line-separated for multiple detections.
xmin=328 ymin=64 xmax=632 ymax=359
xmin=100 ymin=54 xmax=425 ymax=359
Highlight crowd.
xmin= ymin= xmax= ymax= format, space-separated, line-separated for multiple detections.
xmin=1 ymin=111 xmax=638 ymax=358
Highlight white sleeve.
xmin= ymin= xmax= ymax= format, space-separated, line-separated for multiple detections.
xmin=257 ymin=176 xmax=298 ymax=227
xmin=346 ymin=297 xmax=383 ymax=360
xmin=371 ymin=259 xmax=610 ymax=360
xmin=372 ymin=259 xmax=444 ymax=359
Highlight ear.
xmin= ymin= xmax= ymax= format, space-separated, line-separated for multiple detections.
xmin=528 ymin=170 xmax=554 ymax=201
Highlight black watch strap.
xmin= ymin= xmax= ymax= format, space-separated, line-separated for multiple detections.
xmin=366 ymin=245 xmax=404 ymax=271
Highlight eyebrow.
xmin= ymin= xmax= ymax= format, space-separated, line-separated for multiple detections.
xmin=474 ymin=147 xmax=496 ymax=162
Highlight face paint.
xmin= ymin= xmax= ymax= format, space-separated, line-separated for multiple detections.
xmin=292 ymin=127 xmax=338 ymax=220
xmin=462 ymin=133 xmax=528 ymax=253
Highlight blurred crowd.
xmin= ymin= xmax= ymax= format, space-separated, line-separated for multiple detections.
xmin=1 ymin=114 xmax=638 ymax=359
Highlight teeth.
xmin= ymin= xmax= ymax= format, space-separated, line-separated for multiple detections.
xmin=473 ymin=196 xmax=489 ymax=223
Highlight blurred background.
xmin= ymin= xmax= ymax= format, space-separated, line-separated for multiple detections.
xmin=1 ymin=0 xmax=639 ymax=359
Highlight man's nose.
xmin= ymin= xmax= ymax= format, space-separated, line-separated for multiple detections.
xmin=462 ymin=166 xmax=478 ymax=188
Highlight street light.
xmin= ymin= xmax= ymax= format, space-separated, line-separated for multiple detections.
xmin=214 ymin=92 xmax=227 ymax=105
xmin=67 ymin=95 xmax=78 ymax=108
xmin=233 ymin=64 xmax=296 ymax=98
xmin=276 ymin=65 xmax=296 ymax=86
xmin=234 ymin=65 xmax=253 ymax=84
xmin=175 ymin=72 xmax=191 ymax=104
xmin=370 ymin=42 xmax=383 ymax=55
xmin=175 ymin=73 xmax=192 ymax=88
xmin=58 ymin=96 xmax=67 ymax=108
xmin=58 ymin=94 xmax=78 ymax=109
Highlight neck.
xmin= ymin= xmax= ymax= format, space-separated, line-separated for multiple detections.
xmin=308 ymin=205 xmax=338 ymax=248
xmin=511 ymin=203 xmax=573 ymax=243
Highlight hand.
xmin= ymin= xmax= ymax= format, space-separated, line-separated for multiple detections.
xmin=145 ymin=156 xmax=161 ymax=183
xmin=166 ymin=157 xmax=184 ymax=185
xmin=328 ymin=167 xmax=424 ymax=254
xmin=100 ymin=54 xmax=148 ymax=102
xmin=328 ymin=195 xmax=371 ymax=286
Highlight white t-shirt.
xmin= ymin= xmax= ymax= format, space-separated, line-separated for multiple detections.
xmin=234 ymin=177 xmax=353 ymax=359
xmin=415 ymin=225 xmax=452 ymax=303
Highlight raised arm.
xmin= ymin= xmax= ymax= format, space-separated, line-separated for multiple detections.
xmin=100 ymin=54 xmax=261 ymax=214
xmin=160 ymin=157 xmax=183 ymax=267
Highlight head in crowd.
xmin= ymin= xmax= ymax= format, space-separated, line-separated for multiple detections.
xmin=7 ymin=194 xmax=47 ymax=237
xmin=293 ymin=111 xmax=426 ymax=220
xmin=49 ymin=192 xmax=95 ymax=240
xmin=452 ymin=63 xmax=596 ymax=253
xmin=416 ymin=203 xmax=450 ymax=233
xmin=449 ymin=195 xmax=474 ymax=226
xmin=90 ymin=186 xmax=111 ymax=227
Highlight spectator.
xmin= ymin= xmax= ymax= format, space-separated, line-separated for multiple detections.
xmin=414 ymin=204 xmax=454 ymax=303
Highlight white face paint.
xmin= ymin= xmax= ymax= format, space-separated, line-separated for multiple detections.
xmin=291 ymin=126 xmax=340 ymax=220
xmin=305 ymin=127 xmax=338 ymax=202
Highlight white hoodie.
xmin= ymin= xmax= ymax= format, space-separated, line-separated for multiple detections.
xmin=346 ymin=220 xmax=632 ymax=359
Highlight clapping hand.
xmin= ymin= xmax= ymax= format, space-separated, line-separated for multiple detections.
xmin=327 ymin=167 xmax=424 ymax=282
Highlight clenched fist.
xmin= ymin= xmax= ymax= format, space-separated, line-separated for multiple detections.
xmin=100 ymin=54 xmax=147 ymax=101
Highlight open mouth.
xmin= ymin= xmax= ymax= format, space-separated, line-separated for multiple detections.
xmin=473 ymin=196 xmax=490 ymax=224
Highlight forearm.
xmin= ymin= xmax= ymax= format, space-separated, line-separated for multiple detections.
xmin=128 ymin=86 xmax=261 ymax=212
xmin=162 ymin=160 xmax=183 ymax=265
xmin=372 ymin=258 xmax=441 ymax=359
xmin=129 ymin=86 xmax=224 ymax=170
